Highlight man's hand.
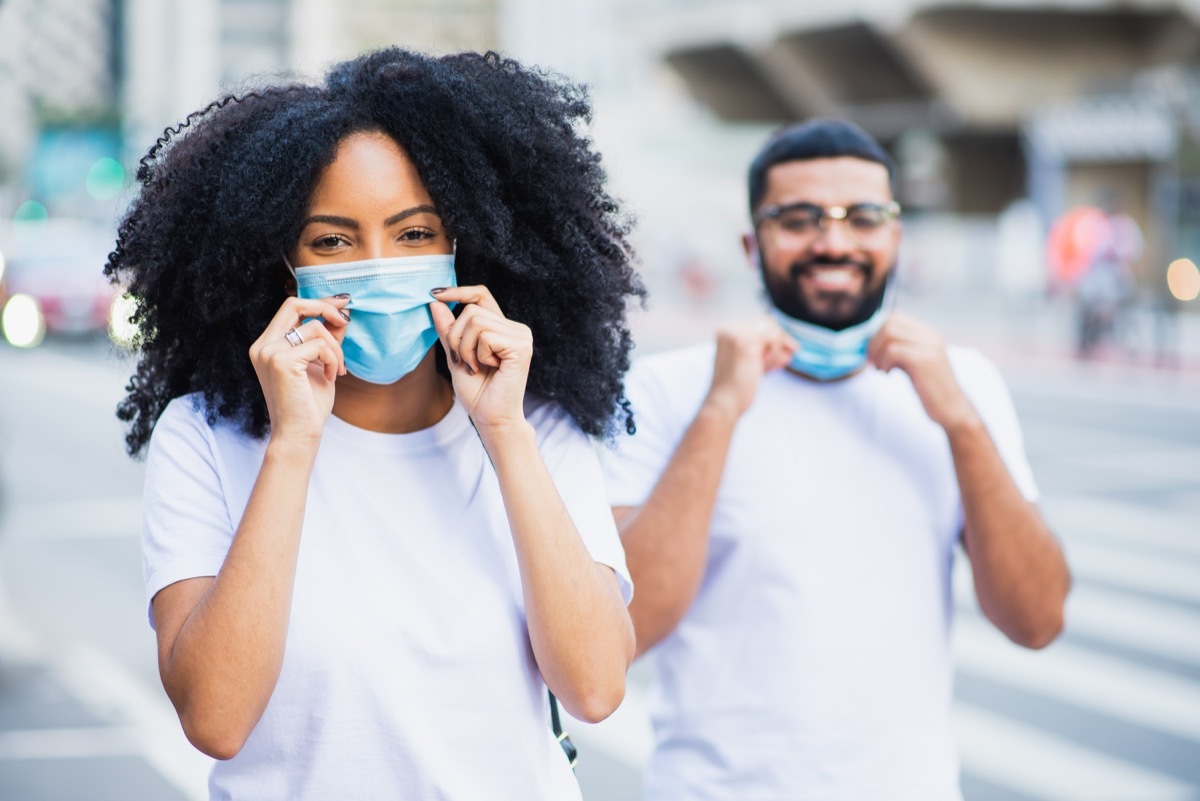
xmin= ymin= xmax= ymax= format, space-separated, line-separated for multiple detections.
xmin=868 ymin=312 xmax=979 ymax=432
xmin=705 ymin=318 xmax=796 ymax=419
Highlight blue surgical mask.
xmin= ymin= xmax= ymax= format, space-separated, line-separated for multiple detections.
xmin=771 ymin=291 xmax=892 ymax=381
xmin=289 ymin=253 xmax=457 ymax=384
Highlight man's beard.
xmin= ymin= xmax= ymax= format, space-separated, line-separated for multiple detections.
xmin=762 ymin=255 xmax=892 ymax=332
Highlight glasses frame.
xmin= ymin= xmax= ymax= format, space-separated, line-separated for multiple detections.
xmin=753 ymin=200 xmax=901 ymax=244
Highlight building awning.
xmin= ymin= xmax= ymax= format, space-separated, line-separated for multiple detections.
xmin=1025 ymin=94 xmax=1179 ymax=163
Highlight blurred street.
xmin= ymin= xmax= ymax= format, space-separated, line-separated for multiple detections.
xmin=1 ymin=296 xmax=1199 ymax=799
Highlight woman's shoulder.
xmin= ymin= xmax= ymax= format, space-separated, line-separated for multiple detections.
xmin=150 ymin=393 xmax=259 ymax=455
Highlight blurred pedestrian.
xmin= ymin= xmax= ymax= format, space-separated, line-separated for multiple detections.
xmin=1046 ymin=202 xmax=1142 ymax=356
xmin=105 ymin=47 xmax=640 ymax=801
xmin=602 ymin=119 xmax=1071 ymax=800
xmin=1076 ymin=208 xmax=1141 ymax=356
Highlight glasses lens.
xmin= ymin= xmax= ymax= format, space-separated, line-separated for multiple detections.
xmin=774 ymin=207 xmax=822 ymax=236
xmin=847 ymin=206 xmax=889 ymax=234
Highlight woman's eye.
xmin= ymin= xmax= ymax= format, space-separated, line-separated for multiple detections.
xmin=399 ymin=228 xmax=436 ymax=242
xmin=312 ymin=235 xmax=346 ymax=249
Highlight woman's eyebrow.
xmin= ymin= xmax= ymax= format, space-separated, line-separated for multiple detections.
xmin=300 ymin=214 xmax=358 ymax=229
xmin=384 ymin=204 xmax=439 ymax=226
xmin=300 ymin=205 xmax=439 ymax=230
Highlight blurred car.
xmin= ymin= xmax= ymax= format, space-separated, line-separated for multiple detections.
xmin=1 ymin=220 xmax=117 ymax=347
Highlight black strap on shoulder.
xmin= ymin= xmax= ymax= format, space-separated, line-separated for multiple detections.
xmin=549 ymin=690 xmax=578 ymax=769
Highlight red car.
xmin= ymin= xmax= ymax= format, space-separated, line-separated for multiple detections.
xmin=1 ymin=221 xmax=117 ymax=346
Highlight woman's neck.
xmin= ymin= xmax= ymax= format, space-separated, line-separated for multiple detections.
xmin=331 ymin=354 xmax=454 ymax=434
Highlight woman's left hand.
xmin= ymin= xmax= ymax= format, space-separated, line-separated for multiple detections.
xmin=430 ymin=285 xmax=533 ymax=437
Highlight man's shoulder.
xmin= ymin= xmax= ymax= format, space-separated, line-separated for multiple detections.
xmin=630 ymin=342 xmax=716 ymax=384
xmin=945 ymin=345 xmax=1007 ymax=390
xmin=621 ymin=343 xmax=716 ymax=432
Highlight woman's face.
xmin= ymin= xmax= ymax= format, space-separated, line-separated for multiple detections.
xmin=291 ymin=131 xmax=452 ymax=267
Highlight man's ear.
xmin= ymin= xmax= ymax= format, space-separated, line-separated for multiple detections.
xmin=741 ymin=232 xmax=759 ymax=271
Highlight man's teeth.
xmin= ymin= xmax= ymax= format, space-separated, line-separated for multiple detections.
xmin=808 ymin=267 xmax=859 ymax=287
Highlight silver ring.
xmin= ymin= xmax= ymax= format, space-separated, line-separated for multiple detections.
xmin=284 ymin=328 xmax=304 ymax=347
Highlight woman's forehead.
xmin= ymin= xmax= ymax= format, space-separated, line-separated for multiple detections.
xmin=307 ymin=132 xmax=435 ymax=217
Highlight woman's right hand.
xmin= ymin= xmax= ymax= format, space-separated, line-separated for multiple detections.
xmin=248 ymin=295 xmax=351 ymax=446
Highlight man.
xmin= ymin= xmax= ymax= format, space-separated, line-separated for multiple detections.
xmin=603 ymin=119 xmax=1071 ymax=800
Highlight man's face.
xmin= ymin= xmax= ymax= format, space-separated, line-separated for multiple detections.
xmin=749 ymin=157 xmax=900 ymax=330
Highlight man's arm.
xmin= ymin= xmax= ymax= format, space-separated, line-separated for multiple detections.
xmin=946 ymin=417 xmax=1069 ymax=647
xmin=870 ymin=313 xmax=1070 ymax=649
xmin=617 ymin=322 xmax=795 ymax=657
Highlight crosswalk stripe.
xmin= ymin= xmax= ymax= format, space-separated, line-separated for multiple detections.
xmin=0 ymin=726 xmax=142 ymax=760
xmin=1044 ymin=495 xmax=1200 ymax=559
xmin=52 ymin=643 xmax=212 ymax=801
xmin=956 ymin=703 xmax=1200 ymax=801
xmin=955 ymin=616 xmax=1200 ymax=743
xmin=954 ymin=564 xmax=1200 ymax=669
xmin=1060 ymin=541 xmax=1200 ymax=605
xmin=7 ymin=348 xmax=133 ymax=411
xmin=1061 ymin=585 xmax=1200 ymax=668
xmin=3 ymin=496 xmax=143 ymax=540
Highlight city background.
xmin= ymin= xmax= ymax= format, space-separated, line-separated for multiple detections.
xmin=0 ymin=0 xmax=1197 ymax=799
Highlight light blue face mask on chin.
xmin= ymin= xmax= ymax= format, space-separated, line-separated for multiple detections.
xmin=752 ymin=246 xmax=895 ymax=382
xmin=289 ymin=253 xmax=457 ymax=384
xmin=772 ymin=294 xmax=892 ymax=382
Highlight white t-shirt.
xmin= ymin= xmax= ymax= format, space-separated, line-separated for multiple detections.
xmin=603 ymin=344 xmax=1037 ymax=801
xmin=143 ymin=394 xmax=632 ymax=801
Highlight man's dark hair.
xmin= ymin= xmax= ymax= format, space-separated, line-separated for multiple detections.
xmin=747 ymin=119 xmax=896 ymax=213
xmin=106 ymin=47 xmax=645 ymax=456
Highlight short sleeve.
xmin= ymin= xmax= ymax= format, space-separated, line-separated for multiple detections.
xmin=141 ymin=397 xmax=237 ymax=627
xmin=529 ymin=402 xmax=635 ymax=604
xmin=950 ymin=348 xmax=1040 ymax=503
xmin=600 ymin=345 xmax=712 ymax=509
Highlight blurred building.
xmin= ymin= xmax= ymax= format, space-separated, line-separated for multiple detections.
xmin=622 ymin=0 xmax=1200 ymax=213
xmin=122 ymin=0 xmax=499 ymax=161
xmin=0 ymin=0 xmax=120 ymax=215
xmin=612 ymin=0 xmax=1200 ymax=301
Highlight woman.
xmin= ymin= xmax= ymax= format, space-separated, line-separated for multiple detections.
xmin=106 ymin=47 xmax=642 ymax=800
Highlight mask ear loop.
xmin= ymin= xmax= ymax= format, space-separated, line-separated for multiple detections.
xmin=282 ymin=254 xmax=298 ymax=279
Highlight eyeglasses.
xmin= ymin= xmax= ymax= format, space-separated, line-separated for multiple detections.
xmin=753 ymin=201 xmax=900 ymax=246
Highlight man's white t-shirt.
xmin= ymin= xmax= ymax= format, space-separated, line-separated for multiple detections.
xmin=143 ymin=394 xmax=632 ymax=801
xmin=602 ymin=344 xmax=1038 ymax=801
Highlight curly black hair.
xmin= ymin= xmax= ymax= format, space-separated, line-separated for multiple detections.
xmin=106 ymin=48 xmax=645 ymax=456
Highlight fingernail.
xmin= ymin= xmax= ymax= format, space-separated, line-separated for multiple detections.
xmin=334 ymin=293 xmax=350 ymax=299
xmin=449 ymin=350 xmax=459 ymax=365
xmin=430 ymin=287 xmax=446 ymax=295
xmin=465 ymin=364 xmax=475 ymax=376
xmin=339 ymin=310 xmax=351 ymax=321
